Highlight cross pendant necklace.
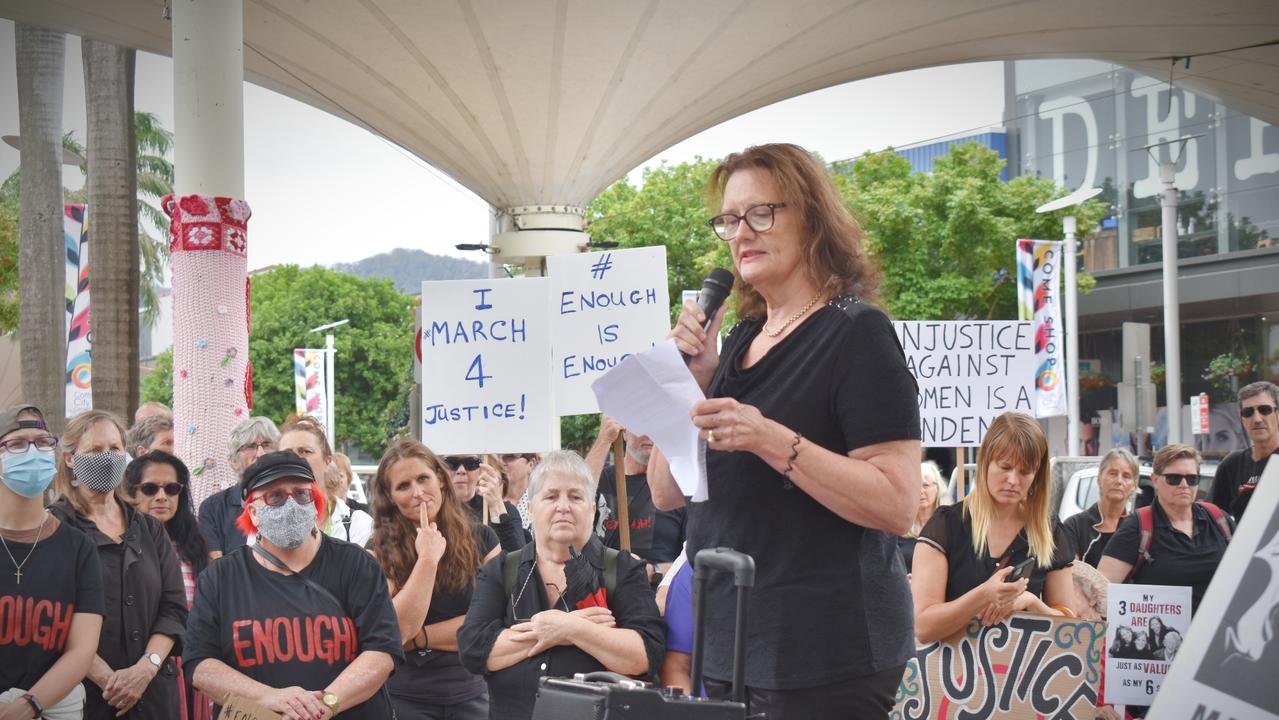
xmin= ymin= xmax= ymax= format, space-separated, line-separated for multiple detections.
xmin=0 ymin=511 xmax=50 ymax=586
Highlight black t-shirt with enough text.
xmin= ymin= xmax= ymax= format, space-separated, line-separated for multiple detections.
xmin=1210 ymin=447 xmax=1276 ymax=522
xmin=688 ymin=297 xmax=921 ymax=690
xmin=182 ymin=535 xmax=404 ymax=718
xmin=918 ymin=503 xmax=1075 ymax=601
xmin=386 ymin=523 xmax=499 ymax=708
xmin=0 ymin=520 xmax=105 ymax=692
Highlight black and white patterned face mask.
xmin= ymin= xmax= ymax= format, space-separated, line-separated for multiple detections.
xmin=70 ymin=451 xmax=131 ymax=493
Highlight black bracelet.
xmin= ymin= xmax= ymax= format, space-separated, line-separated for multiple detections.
xmin=22 ymin=692 xmax=42 ymax=719
xmin=783 ymin=433 xmax=803 ymax=477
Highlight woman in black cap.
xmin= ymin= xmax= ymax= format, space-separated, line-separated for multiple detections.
xmin=0 ymin=404 xmax=104 ymax=719
xmin=182 ymin=451 xmax=403 ymax=720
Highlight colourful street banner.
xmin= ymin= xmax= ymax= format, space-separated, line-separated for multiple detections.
xmin=293 ymin=348 xmax=328 ymax=429
xmin=1016 ymin=239 xmax=1067 ymax=418
xmin=64 ymin=204 xmax=92 ymax=418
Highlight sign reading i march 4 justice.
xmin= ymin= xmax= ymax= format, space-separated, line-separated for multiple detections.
xmin=893 ymin=321 xmax=1036 ymax=447
xmin=419 ymin=278 xmax=553 ymax=454
xmin=1104 ymin=584 xmax=1192 ymax=706
xmin=546 ymin=246 xmax=671 ymax=416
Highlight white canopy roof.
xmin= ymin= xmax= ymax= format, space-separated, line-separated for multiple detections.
xmin=6 ymin=0 xmax=1277 ymax=208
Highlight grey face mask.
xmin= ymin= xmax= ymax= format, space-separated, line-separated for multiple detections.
xmin=70 ymin=451 xmax=131 ymax=494
xmin=255 ymin=498 xmax=315 ymax=549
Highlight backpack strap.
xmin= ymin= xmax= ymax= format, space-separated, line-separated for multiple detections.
xmin=1130 ymin=506 xmax=1155 ymax=580
xmin=603 ymin=547 xmax=619 ymax=599
xmin=503 ymin=546 xmax=621 ymax=603
xmin=1196 ymin=501 xmax=1233 ymax=542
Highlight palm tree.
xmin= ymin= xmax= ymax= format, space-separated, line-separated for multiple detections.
xmin=134 ymin=111 xmax=174 ymax=327
xmin=15 ymin=24 xmax=67 ymax=429
xmin=82 ymin=38 xmax=139 ymax=421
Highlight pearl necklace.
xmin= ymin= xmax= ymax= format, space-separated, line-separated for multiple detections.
xmin=763 ymin=291 xmax=825 ymax=338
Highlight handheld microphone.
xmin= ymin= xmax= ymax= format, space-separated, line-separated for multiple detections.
xmin=682 ymin=268 xmax=733 ymax=361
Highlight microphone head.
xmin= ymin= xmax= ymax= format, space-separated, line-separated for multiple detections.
xmin=703 ymin=267 xmax=735 ymax=293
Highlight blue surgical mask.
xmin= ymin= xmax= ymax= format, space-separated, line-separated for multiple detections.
xmin=0 ymin=446 xmax=58 ymax=498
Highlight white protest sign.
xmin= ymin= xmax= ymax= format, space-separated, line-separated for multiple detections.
xmin=1104 ymin=584 xmax=1192 ymax=706
xmin=546 ymin=247 xmax=670 ymax=416
xmin=419 ymin=278 xmax=553 ymax=453
xmin=892 ymin=321 xmax=1036 ymax=447
xmin=1148 ymin=459 xmax=1279 ymax=719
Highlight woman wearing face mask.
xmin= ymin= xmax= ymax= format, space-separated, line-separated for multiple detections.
xmin=368 ymin=439 xmax=502 ymax=719
xmin=49 ymin=410 xmax=187 ymax=720
xmin=0 ymin=405 xmax=105 ymax=720
xmin=183 ymin=451 xmax=402 ymax=720
xmin=124 ymin=452 xmax=213 ymax=720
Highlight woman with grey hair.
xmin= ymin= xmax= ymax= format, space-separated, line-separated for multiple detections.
xmin=196 ymin=416 xmax=280 ymax=559
xmin=1063 ymin=448 xmax=1139 ymax=567
xmin=458 ymin=450 xmax=664 ymax=720
xmin=898 ymin=461 xmax=946 ymax=573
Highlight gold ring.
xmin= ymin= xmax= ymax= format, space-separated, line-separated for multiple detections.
xmin=707 ymin=429 xmax=716 ymax=444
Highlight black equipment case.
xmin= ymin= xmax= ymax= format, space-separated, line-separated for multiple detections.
xmin=530 ymin=547 xmax=762 ymax=719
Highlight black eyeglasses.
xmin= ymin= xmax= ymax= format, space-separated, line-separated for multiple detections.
xmin=708 ymin=203 xmax=787 ymax=241
xmin=1161 ymin=473 xmax=1201 ymax=487
xmin=1241 ymin=404 xmax=1276 ymax=419
xmin=444 ymin=456 xmax=481 ymax=472
xmin=138 ymin=482 xmax=183 ymax=497
xmin=0 ymin=436 xmax=58 ymax=453
xmin=238 ymin=441 xmax=276 ymax=454
xmin=255 ymin=487 xmax=315 ymax=507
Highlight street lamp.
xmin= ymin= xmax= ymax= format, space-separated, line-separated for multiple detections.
xmin=1037 ymin=185 xmax=1103 ymax=456
xmin=308 ymin=318 xmax=349 ymax=445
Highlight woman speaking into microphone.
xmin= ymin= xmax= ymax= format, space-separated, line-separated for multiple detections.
xmin=648 ymin=143 xmax=921 ymax=719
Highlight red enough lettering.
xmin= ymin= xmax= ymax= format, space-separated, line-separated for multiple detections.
xmin=232 ymin=616 xmax=357 ymax=668
xmin=0 ymin=596 xmax=73 ymax=651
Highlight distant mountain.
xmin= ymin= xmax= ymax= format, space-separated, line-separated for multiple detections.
xmin=333 ymin=248 xmax=488 ymax=294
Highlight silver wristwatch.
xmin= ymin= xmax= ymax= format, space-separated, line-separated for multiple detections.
xmin=145 ymin=652 xmax=163 ymax=669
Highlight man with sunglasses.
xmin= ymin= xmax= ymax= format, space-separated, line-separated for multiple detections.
xmin=1099 ymin=444 xmax=1235 ymax=612
xmin=184 ymin=452 xmax=402 ymax=719
xmin=1211 ymin=381 xmax=1279 ymax=521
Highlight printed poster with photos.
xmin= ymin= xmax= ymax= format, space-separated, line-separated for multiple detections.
xmin=1104 ymin=583 xmax=1192 ymax=706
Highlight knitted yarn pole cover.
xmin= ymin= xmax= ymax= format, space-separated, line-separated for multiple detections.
xmin=163 ymin=194 xmax=252 ymax=511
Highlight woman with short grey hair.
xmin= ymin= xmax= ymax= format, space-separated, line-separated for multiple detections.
xmin=459 ymin=449 xmax=663 ymax=720
xmin=197 ymin=417 xmax=280 ymax=559
xmin=1063 ymin=448 xmax=1139 ymax=567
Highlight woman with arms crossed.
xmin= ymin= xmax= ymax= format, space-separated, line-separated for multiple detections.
xmin=649 ymin=143 xmax=921 ymax=719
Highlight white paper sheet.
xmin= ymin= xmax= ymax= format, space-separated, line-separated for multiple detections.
xmin=590 ymin=340 xmax=708 ymax=501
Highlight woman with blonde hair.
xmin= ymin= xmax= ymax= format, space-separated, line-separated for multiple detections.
xmin=912 ymin=412 xmax=1074 ymax=644
xmin=49 ymin=410 xmax=187 ymax=720
xmin=898 ymin=461 xmax=946 ymax=573
xmin=367 ymin=438 xmax=500 ymax=719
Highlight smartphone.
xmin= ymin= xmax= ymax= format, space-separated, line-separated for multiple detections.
xmin=1004 ymin=557 xmax=1035 ymax=583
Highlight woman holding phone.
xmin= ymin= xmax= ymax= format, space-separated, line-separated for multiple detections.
xmin=911 ymin=412 xmax=1075 ymax=644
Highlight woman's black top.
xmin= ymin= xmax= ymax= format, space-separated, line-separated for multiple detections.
xmin=917 ymin=503 xmax=1075 ymax=602
xmin=1101 ymin=500 xmax=1234 ymax=610
xmin=50 ymin=497 xmax=187 ymax=720
xmin=457 ymin=537 xmax=665 ymax=720
xmin=0 ymin=519 xmax=105 ymax=692
xmin=183 ymin=534 xmax=404 ymax=719
xmin=1062 ymin=503 xmax=1117 ymax=568
xmin=467 ymin=496 xmax=528 ymax=551
xmin=688 ymin=297 xmax=920 ymax=690
xmin=386 ymin=523 xmax=499 ymax=709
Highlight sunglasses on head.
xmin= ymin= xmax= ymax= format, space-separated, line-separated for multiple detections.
xmin=444 ymin=456 xmax=481 ymax=471
xmin=255 ymin=487 xmax=316 ymax=508
xmin=138 ymin=482 xmax=183 ymax=497
xmin=1241 ymin=404 xmax=1276 ymax=419
xmin=1161 ymin=473 xmax=1200 ymax=487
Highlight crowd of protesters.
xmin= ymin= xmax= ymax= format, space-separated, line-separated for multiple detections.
xmin=0 ymin=144 xmax=1264 ymax=720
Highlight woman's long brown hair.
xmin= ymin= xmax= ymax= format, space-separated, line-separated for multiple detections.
xmin=368 ymin=437 xmax=483 ymax=593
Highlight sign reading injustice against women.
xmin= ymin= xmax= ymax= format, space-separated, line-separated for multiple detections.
xmin=891 ymin=614 xmax=1106 ymax=719
xmin=546 ymin=247 xmax=671 ymax=415
xmin=1104 ymin=584 xmax=1192 ymax=706
xmin=419 ymin=278 xmax=553 ymax=453
xmin=893 ymin=321 xmax=1036 ymax=447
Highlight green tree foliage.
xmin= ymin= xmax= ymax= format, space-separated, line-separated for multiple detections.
xmin=144 ymin=266 xmax=414 ymax=454
xmin=0 ymin=202 xmax=16 ymax=333
xmin=835 ymin=143 xmax=1107 ymax=321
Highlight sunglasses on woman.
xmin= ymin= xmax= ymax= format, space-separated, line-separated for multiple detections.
xmin=255 ymin=487 xmax=316 ymax=507
xmin=137 ymin=482 xmax=183 ymax=497
xmin=444 ymin=456 xmax=481 ymax=472
xmin=1161 ymin=473 xmax=1200 ymax=487
xmin=1240 ymin=404 xmax=1276 ymax=419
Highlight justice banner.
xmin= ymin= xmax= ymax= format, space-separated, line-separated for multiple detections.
xmin=891 ymin=614 xmax=1105 ymax=720
xmin=893 ymin=321 xmax=1036 ymax=447
xmin=1016 ymin=239 xmax=1067 ymax=418
xmin=1104 ymin=584 xmax=1191 ymax=706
